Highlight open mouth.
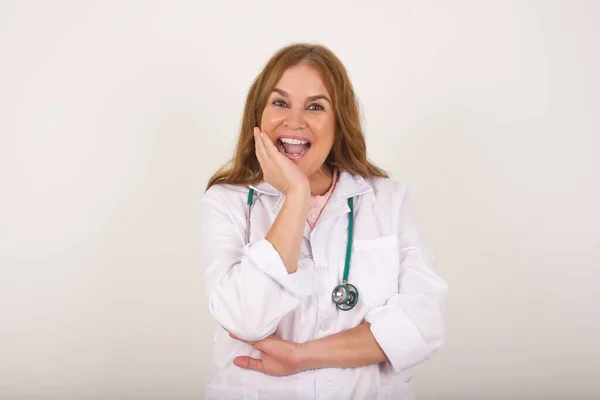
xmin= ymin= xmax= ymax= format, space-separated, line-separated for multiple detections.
xmin=277 ymin=137 xmax=311 ymax=158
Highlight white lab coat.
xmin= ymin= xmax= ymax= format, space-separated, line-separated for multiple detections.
xmin=198 ymin=171 xmax=448 ymax=400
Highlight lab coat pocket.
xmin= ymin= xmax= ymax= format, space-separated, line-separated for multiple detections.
xmin=352 ymin=236 xmax=400 ymax=308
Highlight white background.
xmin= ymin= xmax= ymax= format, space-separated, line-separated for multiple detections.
xmin=1 ymin=1 xmax=599 ymax=399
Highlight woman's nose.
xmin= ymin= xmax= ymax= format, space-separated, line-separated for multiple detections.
xmin=284 ymin=108 xmax=306 ymax=130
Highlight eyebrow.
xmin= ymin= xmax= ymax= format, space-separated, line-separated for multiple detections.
xmin=272 ymin=88 xmax=332 ymax=105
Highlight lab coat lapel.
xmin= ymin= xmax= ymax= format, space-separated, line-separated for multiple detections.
xmin=248 ymin=181 xmax=283 ymax=219
xmin=249 ymin=171 xmax=373 ymax=232
xmin=314 ymin=171 xmax=373 ymax=229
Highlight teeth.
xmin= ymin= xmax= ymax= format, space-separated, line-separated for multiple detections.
xmin=280 ymin=137 xmax=309 ymax=145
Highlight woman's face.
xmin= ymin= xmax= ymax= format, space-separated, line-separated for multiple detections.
xmin=260 ymin=63 xmax=335 ymax=178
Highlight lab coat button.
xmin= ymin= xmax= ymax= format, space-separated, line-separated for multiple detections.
xmin=319 ymin=318 xmax=332 ymax=331
xmin=316 ymin=265 xmax=328 ymax=274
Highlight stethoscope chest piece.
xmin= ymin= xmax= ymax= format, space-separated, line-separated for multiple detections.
xmin=332 ymin=282 xmax=359 ymax=311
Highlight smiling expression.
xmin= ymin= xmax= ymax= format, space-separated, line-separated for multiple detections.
xmin=260 ymin=63 xmax=336 ymax=178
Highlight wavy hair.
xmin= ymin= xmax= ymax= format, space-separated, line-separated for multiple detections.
xmin=206 ymin=43 xmax=387 ymax=190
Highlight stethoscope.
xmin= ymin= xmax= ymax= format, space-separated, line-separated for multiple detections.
xmin=246 ymin=188 xmax=359 ymax=311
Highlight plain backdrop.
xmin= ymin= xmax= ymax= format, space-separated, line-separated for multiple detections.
xmin=1 ymin=1 xmax=599 ymax=399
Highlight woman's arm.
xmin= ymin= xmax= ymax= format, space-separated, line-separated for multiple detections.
xmin=200 ymin=129 xmax=315 ymax=342
xmin=229 ymin=323 xmax=386 ymax=375
xmin=264 ymin=188 xmax=310 ymax=273
xmin=301 ymin=323 xmax=386 ymax=369
xmin=256 ymin=128 xmax=311 ymax=273
xmin=200 ymin=189 xmax=313 ymax=342
xmin=230 ymin=184 xmax=448 ymax=374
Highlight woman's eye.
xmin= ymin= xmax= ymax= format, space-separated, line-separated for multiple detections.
xmin=308 ymin=103 xmax=325 ymax=111
xmin=273 ymin=100 xmax=288 ymax=108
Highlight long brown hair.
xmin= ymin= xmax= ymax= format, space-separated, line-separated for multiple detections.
xmin=206 ymin=43 xmax=387 ymax=190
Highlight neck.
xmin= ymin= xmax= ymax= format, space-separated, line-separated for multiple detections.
xmin=308 ymin=165 xmax=334 ymax=196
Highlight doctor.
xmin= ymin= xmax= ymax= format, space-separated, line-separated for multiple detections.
xmin=199 ymin=43 xmax=448 ymax=400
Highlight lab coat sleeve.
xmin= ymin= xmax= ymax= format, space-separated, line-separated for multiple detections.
xmin=198 ymin=188 xmax=316 ymax=342
xmin=364 ymin=186 xmax=449 ymax=373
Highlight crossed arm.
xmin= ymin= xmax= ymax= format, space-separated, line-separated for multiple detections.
xmin=229 ymin=322 xmax=387 ymax=376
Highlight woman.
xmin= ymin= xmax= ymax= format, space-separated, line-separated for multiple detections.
xmin=199 ymin=43 xmax=448 ymax=400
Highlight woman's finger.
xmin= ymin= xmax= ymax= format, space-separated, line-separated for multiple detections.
xmin=254 ymin=128 xmax=271 ymax=162
xmin=260 ymin=130 xmax=281 ymax=160
xmin=254 ymin=129 xmax=272 ymax=177
xmin=260 ymin=131 xmax=297 ymax=172
xmin=233 ymin=356 xmax=266 ymax=374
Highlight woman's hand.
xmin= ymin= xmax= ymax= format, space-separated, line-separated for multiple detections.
xmin=255 ymin=127 xmax=310 ymax=273
xmin=229 ymin=324 xmax=388 ymax=373
xmin=229 ymin=332 xmax=308 ymax=376
xmin=254 ymin=127 xmax=310 ymax=196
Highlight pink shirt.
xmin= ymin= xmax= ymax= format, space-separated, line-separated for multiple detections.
xmin=307 ymin=170 xmax=339 ymax=228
